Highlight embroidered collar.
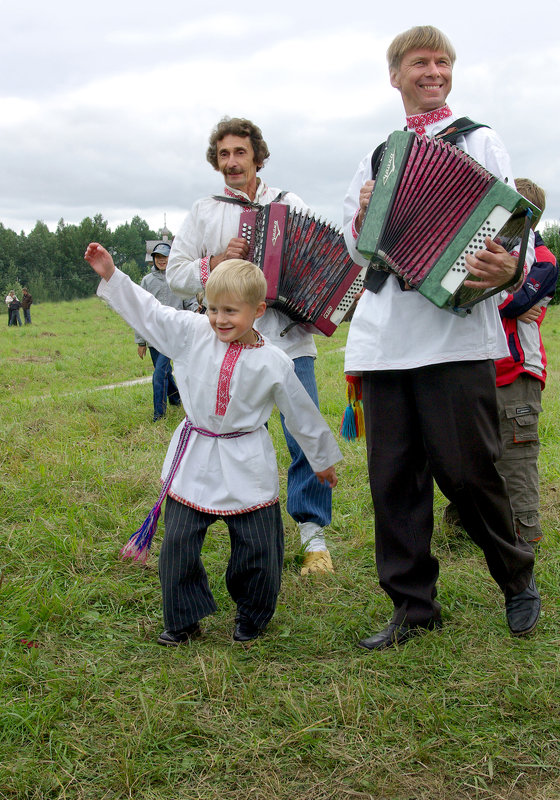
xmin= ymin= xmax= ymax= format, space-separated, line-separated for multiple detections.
xmin=222 ymin=178 xmax=265 ymax=204
xmin=240 ymin=330 xmax=264 ymax=349
xmin=406 ymin=105 xmax=452 ymax=136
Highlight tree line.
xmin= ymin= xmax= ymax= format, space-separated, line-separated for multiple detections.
xmin=1 ymin=214 xmax=559 ymax=305
xmin=0 ymin=215 xmax=160 ymax=303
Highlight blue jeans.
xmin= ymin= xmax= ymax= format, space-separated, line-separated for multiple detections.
xmin=279 ymin=356 xmax=332 ymax=528
xmin=149 ymin=347 xmax=181 ymax=420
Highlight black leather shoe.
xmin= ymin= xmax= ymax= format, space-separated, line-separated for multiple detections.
xmin=233 ymin=619 xmax=263 ymax=643
xmin=157 ymin=623 xmax=201 ymax=646
xmin=505 ymin=575 xmax=541 ymax=637
xmin=357 ymin=619 xmax=442 ymax=651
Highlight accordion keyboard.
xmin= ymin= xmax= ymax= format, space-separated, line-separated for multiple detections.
xmin=440 ymin=205 xmax=513 ymax=294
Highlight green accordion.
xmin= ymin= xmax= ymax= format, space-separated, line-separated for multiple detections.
xmin=357 ymin=130 xmax=540 ymax=315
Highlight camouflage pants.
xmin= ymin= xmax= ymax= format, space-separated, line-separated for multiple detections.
xmin=496 ymin=374 xmax=543 ymax=543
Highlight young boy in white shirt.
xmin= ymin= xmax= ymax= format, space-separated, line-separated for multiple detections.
xmin=84 ymin=243 xmax=342 ymax=645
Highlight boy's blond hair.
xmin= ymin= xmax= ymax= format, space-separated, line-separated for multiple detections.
xmin=515 ymin=178 xmax=546 ymax=214
xmin=205 ymin=259 xmax=267 ymax=307
xmin=514 ymin=178 xmax=545 ymax=231
xmin=387 ymin=25 xmax=456 ymax=72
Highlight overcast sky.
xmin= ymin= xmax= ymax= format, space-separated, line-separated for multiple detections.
xmin=3 ymin=0 xmax=559 ymax=238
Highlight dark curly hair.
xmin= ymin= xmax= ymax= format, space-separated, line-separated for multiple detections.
xmin=206 ymin=117 xmax=270 ymax=172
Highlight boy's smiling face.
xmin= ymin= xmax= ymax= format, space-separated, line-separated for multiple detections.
xmin=206 ymin=292 xmax=266 ymax=345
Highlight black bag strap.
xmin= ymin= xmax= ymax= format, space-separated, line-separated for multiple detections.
xmin=365 ymin=118 xmax=490 ymax=293
xmin=433 ymin=116 xmax=489 ymax=145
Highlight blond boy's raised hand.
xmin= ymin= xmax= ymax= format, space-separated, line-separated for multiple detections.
xmin=84 ymin=242 xmax=116 ymax=281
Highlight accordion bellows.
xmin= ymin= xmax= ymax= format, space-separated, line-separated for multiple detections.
xmin=357 ymin=131 xmax=540 ymax=314
xmin=239 ymin=204 xmax=364 ymax=335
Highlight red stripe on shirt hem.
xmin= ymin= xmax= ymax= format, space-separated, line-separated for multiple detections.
xmin=166 ymin=488 xmax=279 ymax=516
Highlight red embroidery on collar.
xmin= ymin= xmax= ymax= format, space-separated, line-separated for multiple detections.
xmin=215 ymin=335 xmax=264 ymax=416
xmin=222 ymin=180 xmax=264 ymax=203
xmin=406 ymin=105 xmax=452 ymax=136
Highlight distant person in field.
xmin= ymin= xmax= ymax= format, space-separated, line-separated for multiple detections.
xmin=21 ymin=288 xmax=33 ymax=324
xmin=135 ymin=241 xmax=197 ymax=422
xmin=7 ymin=292 xmax=22 ymax=327
xmin=5 ymin=291 xmax=21 ymax=326
xmin=84 ymin=242 xmax=341 ymax=646
xmin=5 ymin=291 xmax=13 ymax=324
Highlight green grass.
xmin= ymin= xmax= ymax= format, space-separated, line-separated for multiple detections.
xmin=1 ymin=299 xmax=560 ymax=800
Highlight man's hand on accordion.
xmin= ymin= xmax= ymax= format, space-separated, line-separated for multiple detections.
xmin=464 ymin=236 xmax=518 ymax=290
xmin=355 ymin=180 xmax=376 ymax=233
xmin=315 ymin=466 xmax=338 ymax=489
xmin=210 ymin=237 xmax=249 ymax=269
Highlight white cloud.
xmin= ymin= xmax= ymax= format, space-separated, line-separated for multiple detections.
xmin=2 ymin=0 xmax=560 ymax=234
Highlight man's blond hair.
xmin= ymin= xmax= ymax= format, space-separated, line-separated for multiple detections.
xmin=387 ymin=25 xmax=456 ymax=72
xmin=205 ymin=259 xmax=267 ymax=307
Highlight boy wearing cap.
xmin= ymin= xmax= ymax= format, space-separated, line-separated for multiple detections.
xmin=136 ymin=242 xmax=197 ymax=421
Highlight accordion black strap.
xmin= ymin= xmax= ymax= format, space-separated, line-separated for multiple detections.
xmin=212 ymin=190 xmax=288 ymax=209
xmin=364 ymin=118 xmax=489 ymax=293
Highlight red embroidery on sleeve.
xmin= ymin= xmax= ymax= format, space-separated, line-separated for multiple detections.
xmin=200 ymin=256 xmax=210 ymax=285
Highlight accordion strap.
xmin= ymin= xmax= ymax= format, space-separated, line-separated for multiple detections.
xmin=212 ymin=190 xmax=288 ymax=209
xmin=434 ymin=116 xmax=489 ymax=145
xmin=365 ymin=117 xmax=490 ymax=294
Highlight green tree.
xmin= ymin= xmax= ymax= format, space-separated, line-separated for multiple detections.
xmin=19 ymin=221 xmax=58 ymax=301
xmin=55 ymin=214 xmax=112 ymax=299
xmin=112 ymin=216 xmax=157 ymax=275
xmin=120 ymin=259 xmax=144 ymax=284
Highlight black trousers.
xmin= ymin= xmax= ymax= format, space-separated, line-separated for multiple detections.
xmin=362 ymin=360 xmax=535 ymax=626
xmin=159 ymin=497 xmax=284 ymax=633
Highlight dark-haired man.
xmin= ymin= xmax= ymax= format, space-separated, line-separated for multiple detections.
xmin=343 ymin=26 xmax=539 ymax=650
xmin=167 ymin=117 xmax=334 ymax=574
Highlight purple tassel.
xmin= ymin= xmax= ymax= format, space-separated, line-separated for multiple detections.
xmin=121 ymin=416 xmax=251 ymax=564
xmin=120 ymin=505 xmax=163 ymax=564
xmin=121 ymin=418 xmax=194 ymax=564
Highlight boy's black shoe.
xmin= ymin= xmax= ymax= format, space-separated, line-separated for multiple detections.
xmin=233 ymin=619 xmax=263 ymax=643
xmin=157 ymin=623 xmax=201 ymax=646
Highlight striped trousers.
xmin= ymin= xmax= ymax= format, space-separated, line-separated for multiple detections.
xmin=160 ymin=496 xmax=284 ymax=633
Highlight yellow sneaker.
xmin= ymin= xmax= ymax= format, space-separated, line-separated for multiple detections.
xmin=300 ymin=549 xmax=334 ymax=576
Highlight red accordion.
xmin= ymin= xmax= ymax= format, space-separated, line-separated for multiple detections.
xmin=238 ymin=203 xmax=364 ymax=336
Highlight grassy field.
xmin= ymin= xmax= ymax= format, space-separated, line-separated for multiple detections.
xmin=1 ymin=297 xmax=559 ymax=800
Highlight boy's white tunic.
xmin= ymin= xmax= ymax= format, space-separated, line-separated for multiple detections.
xmin=98 ymin=270 xmax=342 ymax=515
